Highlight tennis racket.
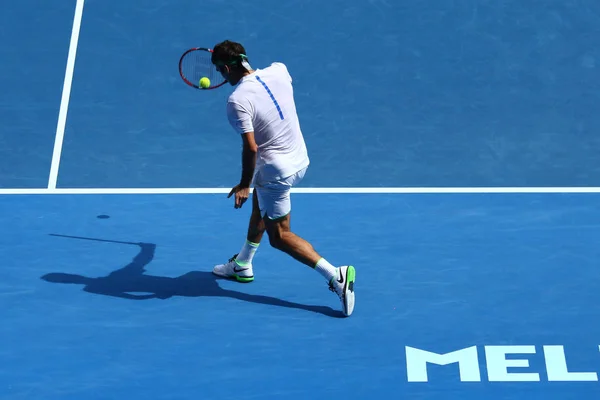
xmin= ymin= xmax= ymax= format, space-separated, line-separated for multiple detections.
xmin=178 ymin=47 xmax=227 ymax=90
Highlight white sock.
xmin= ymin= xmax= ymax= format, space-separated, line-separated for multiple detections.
xmin=236 ymin=240 xmax=259 ymax=266
xmin=315 ymin=258 xmax=337 ymax=282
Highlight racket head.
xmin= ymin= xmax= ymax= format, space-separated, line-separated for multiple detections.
xmin=178 ymin=47 xmax=227 ymax=90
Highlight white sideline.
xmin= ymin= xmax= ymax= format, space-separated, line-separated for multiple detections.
xmin=48 ymin=0 xmax=85 ymax=189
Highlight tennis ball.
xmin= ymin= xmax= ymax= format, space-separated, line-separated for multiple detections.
xmin=199 ymin=77 xmax=210 ymax=88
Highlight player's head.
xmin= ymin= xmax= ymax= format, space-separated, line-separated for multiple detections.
xmin=41 ymin=272 xmax=91 ymax=285
xmin=211 ymin=40 xmax=252 ymax=85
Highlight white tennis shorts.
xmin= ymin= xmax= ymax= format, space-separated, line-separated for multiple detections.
xmin=254 ymin=167 xmax=307 ymax=220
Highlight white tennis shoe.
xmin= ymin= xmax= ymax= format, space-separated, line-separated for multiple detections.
xmin=212 ymin=254 xmax=254 ymax=283
xmin=329 ymin=266 xmax=356 ymax=316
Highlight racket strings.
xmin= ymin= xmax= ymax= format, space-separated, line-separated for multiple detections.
xmin=180 ymin=51 xmax=222 ymax=86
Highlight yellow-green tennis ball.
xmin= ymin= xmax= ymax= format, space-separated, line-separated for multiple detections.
xmin=199 ymin=77 xmax=210 ymax=88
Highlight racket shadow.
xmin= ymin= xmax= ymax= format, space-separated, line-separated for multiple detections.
xmin=40 ymin=239 xmax=342 ymax=318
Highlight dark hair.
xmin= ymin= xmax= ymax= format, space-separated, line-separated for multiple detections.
xmin=211 ymin=40 xmax=248 ymax=68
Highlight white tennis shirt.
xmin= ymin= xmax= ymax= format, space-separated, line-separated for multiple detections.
xmin=226 ymin=62 xmax=310 ymax=183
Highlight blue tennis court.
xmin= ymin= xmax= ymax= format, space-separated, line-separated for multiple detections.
xmin=2 ymin=0 xmax=600 ymax=399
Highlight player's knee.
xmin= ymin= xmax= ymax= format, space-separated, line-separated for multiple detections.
xmin=265 ymin=214 xmax=291 ymax=249
xmin=267 ymin=225 xmax=292 ymax=250
xmin=267 ymin=230 xmax=285 ymax=249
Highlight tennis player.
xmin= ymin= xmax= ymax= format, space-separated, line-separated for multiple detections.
xmin=210 ymin=40 xmax=356 ymax=316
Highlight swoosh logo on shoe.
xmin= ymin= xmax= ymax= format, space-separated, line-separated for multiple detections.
xmin=234 ymin=266 xmax=249 ymax=272
xmin=337 ymin=271 xmax=344 ymax=283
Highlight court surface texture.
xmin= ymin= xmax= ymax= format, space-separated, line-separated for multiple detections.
xmin=1 ymin=0 xmax=600 ymax=399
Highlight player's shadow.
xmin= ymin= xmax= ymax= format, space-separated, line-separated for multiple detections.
xmin=40 ymin=238 xmax=342 ymax=318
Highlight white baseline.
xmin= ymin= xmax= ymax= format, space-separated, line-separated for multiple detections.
xmin=1 ymin=187 xmax=600 ymax=195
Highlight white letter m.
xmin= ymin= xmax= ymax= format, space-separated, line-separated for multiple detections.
xmin=406 ymin=346 xmax=481 ymax=382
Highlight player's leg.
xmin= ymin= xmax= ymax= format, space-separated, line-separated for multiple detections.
xmin=263 ymin=213 xmax=355 ymax=316
xmin=259 ymin=170 xmax=356 ymax=316
xmin=263 ymin=212 xmax=320 ymax=267
xmin=235 ymin=190 xmax=264 ymax=265
xmin=257 ymin=168 xmax=333 ymax=271
xmin=212 ymin=190 xmax=263 ymax=283
xmin=247 ymin=189 xmax=265 ymax=243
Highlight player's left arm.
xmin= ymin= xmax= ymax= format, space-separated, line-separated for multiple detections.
xmin=228 ymin=133 xmax=256 ymax=208
xmin=240 ymin=131 xmax=257 ymax=188
xmin=226 ymin=99 xmax=256 ymax=208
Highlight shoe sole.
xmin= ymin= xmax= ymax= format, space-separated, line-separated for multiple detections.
xmin=343 ymin=265 xmax=356 ymax=316
xmin=233 ymin=274 xmax=254 ymax=283
xmin=212 ymin=270 xmax=254 ymax=283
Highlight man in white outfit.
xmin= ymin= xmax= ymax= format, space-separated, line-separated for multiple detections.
xmin=210 ymin=40 xmax=356 ymax=317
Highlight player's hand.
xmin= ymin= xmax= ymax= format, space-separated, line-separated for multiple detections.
xmin=228 ymin=184 xmax=251 ymax=209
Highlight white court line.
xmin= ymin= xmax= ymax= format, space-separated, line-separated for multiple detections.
xmin=47 ymin=0 xmax=85 ymax=189
xmin=1 ymin=187 xmax=600 ymax=195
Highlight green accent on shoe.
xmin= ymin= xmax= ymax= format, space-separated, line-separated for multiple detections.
xmin=234 ymin=274 xmax=254 ymax=283
xmin=346 ymin=265 xmax=356 ymax=284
